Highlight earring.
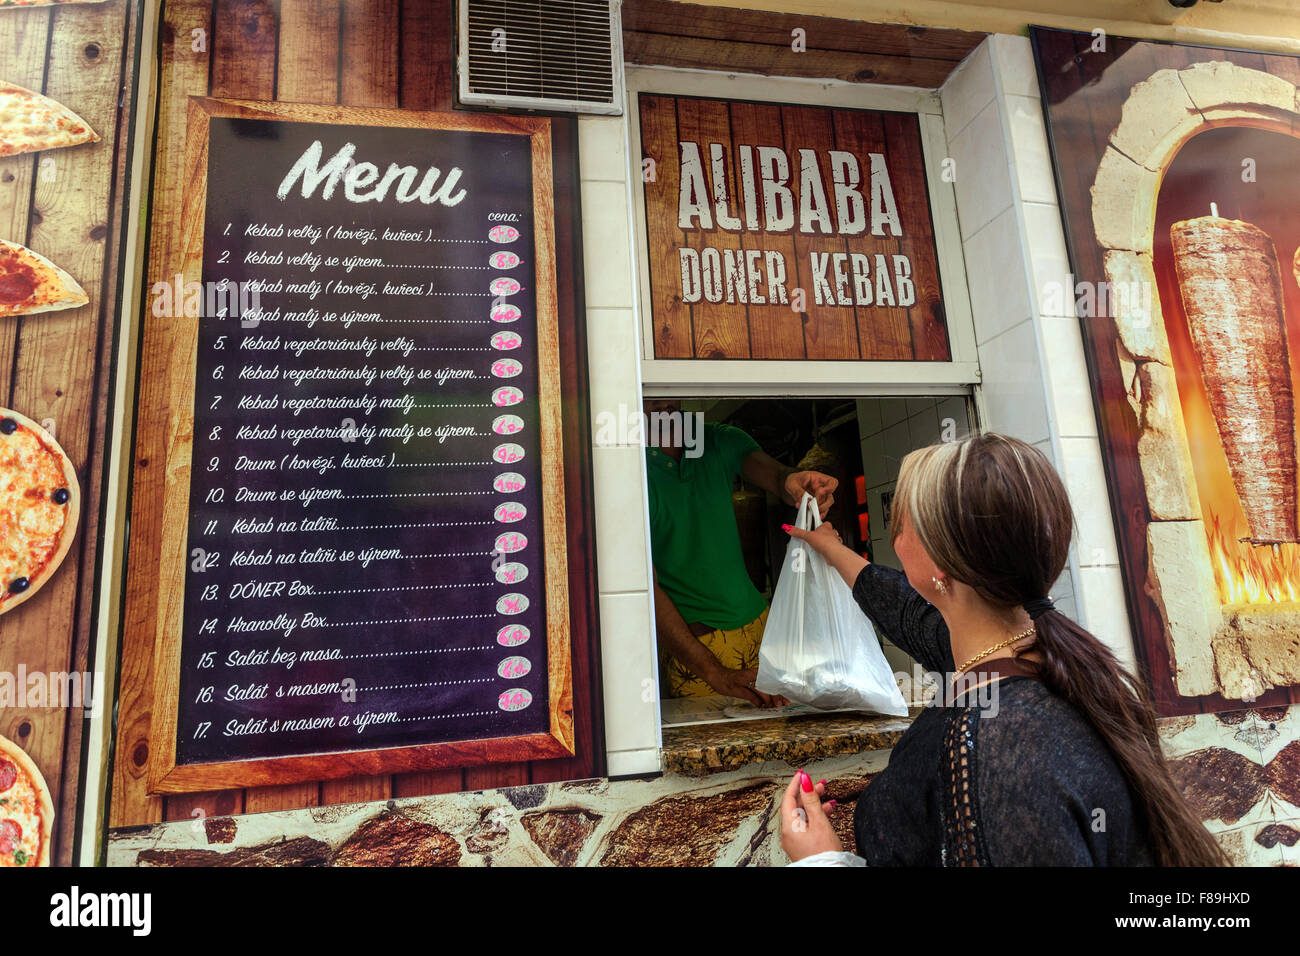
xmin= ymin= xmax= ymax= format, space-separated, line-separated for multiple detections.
xmin=932 ymin=576 xmax=948 ymax=596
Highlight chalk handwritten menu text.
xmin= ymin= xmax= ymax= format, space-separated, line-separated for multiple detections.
xmin=158 ymin=110 xmax=560 ymax=778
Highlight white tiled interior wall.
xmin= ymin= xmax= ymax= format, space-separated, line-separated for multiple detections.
xmin=856 ymin=395 xmax=972 ymax=673
xmin=856 ymin=396 xmax=972 ymax=570
xmin=937 ymin=35 xmax=1136 ymax=671
xmin=578 ymin=115 xmax=661 ymax=775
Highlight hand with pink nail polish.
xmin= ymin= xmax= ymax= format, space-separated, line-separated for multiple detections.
xmin=781 ymin=770 xmax=842 ymax=862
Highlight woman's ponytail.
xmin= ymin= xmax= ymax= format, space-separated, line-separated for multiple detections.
xmin=1024 ymin=609 xmax=1227 ymax=866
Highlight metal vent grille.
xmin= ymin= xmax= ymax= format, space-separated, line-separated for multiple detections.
xmin=459 ymin=0 xmax=624 ymax=115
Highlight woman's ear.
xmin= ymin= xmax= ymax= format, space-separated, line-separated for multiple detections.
xmin=894 ymin=512 xmax=942 ymax=592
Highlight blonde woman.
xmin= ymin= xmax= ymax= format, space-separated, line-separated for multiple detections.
xmin=778 ymin=433 xmax=1225 ymax=867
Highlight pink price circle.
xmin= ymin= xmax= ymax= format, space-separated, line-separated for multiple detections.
xmin=494 ymin=561 xmax=528 ymax=584
xmin=494 ymin=532 xmax=527 ymax=554
xmin=493 ymin=443 xmax=525 ymax=464
xmin=489 ymin=277 xmax=521 ymax=296
xmin=494 ymin=501 xmax=527 ymax=523
xmin=498 ymin=688 xmax=533 ymax=712
xmin=489 ymin=225 xmax=519 ymax=243
xmin=498 ymin=657 xmax=532 ymax=680
xmin=492 ymin=414 xmax=524 ymax=435
xmin=489 ymin=251 xmax=521 ymax=269
xmin=496 ymin=593 xmax=529 ymax=615
xmin=493 ymin=471 xmax=526 ymax=492
xmin=496 ymin=624 xmax=531 ymax=647
xmin=492 ymin=386 xmax=523 ymax=407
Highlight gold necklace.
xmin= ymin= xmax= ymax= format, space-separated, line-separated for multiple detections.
xmin=953 ymin=625 xmax=1036 ymax=679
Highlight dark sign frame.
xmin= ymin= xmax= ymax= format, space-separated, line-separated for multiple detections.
xmin=147 ymin=97 xmax=578 ymax=793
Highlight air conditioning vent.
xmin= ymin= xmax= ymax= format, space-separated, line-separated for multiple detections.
xmin=458 ymin=0 xmax=624 ymax=115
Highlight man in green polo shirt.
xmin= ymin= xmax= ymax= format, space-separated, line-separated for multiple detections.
xmin=644 ymin=399 xmax=837 ymax=707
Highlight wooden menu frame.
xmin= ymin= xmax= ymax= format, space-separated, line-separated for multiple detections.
xmin=146 ymin=97 xmax=574 ymax=794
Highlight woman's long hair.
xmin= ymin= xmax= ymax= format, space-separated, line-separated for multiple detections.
xmin=891 ymin=432 xmax=1227 ymax=867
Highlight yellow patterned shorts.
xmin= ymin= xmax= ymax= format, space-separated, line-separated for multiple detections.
xmin=660 ymin=605 xmax=770 ymax=698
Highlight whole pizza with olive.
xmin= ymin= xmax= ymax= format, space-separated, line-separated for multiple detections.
xmin=0 ymin=735 xmax=53 ymax=866
xmin=0 ymin=409 xmax=78 ymax=614
xmin=0 ymin=738 xmax=52 ymax=863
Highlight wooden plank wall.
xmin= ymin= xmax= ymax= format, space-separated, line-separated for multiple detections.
xmin=114 ymin=0 xmax=611 ymax=829
xmin=0 ymin=0 xmax=139 ymax=865
xmin=111 ymin=0 xmax=980 ymax=830
xmin=623 ymin=2 xmax=979 ymax=362
xmin=1035 ymin=29 xmax=1300 ymax=717
xmin=623 ymin=0 xmax=985 ymax=87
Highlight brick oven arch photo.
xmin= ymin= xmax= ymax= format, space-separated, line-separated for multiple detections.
xmin=1090 ymin=60 xmax=1300 ymax=702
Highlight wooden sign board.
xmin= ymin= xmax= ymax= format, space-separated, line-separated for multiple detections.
xmin=147 ymin=98 xmax=574 ymax=794
xmin=637 ymin=93 xmax=950 ymax=362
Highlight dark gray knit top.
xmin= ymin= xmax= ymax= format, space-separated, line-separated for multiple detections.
xmin=848 ymin=563 xmax=1155 ymax=867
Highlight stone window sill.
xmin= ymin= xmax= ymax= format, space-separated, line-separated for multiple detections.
xmin=660 ymin=708 xmax=918 ymax=777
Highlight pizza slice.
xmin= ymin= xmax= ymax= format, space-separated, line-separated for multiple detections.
xmin=0 ymin=735 xmax=53 ymax=867
xmin=0 ymin=238 xmax=87 ymax=317
xmin=0 ymin=82 xmax=98 ymax=158
xmin=0 ymin=408 xmax=79 ymax=615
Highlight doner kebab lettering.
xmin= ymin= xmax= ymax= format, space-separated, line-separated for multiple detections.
xmin=675 ymin=142 xmax=916 ymax=308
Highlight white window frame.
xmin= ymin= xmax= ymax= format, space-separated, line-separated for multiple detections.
xmin=625 ymin=66 xmax=980 ymax=396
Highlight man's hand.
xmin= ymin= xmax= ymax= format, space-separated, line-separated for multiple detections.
xmin=705 ymin=665 xmax=789 ymax=709
xmin=784 ymin=470 xmax=838 ymax=519
xmin=741 ymin=453 xmax=836 ymax=518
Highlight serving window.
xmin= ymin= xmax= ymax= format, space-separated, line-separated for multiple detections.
xmin=624 ymin=69 xmax=981 ymax=756
xmin=648 ymin=394 xmax=973 ymax=732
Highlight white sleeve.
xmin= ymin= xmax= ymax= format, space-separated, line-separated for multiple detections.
xmin=786 ymin=850 xmax=867 ymax=867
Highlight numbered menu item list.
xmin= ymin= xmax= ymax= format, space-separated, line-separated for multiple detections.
xmin=175 ymin=117 xmax=548 ymax=765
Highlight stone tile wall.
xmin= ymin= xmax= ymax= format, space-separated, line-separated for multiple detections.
xmin=108 ymin=703 xmax=1300 ymax=866
xmin=108 ymin=751 xmax=890 ymax=867
xmin=1159 ymin=704 xmax=1300 ymax=866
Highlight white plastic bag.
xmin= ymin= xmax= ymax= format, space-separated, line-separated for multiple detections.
xmin=756 ymin=493 xmax=908 ymax=715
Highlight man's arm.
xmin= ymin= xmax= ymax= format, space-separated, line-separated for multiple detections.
xmin=652 ymin=568 xmax=779 ymax=708
xmin=740 ymin=450 xmax=838 ymax=518
xmin=740 ymin=449 xmax=796 ymax=504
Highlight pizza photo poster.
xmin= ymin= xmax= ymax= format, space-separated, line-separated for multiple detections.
xmin=1032 ymin=27 xmax=1300 ymax=716
xmin=0 ymin=0 xmax=142 ymax=865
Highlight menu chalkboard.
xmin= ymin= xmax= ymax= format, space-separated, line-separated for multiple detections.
xmin=149 ymin=99 xmax=574 ymax=793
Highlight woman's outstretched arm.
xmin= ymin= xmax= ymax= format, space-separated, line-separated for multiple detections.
xmin=784 ymin=521 xmax=952 ymax=674
xmin=784 ymin=520 xmax=868 ymax=589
